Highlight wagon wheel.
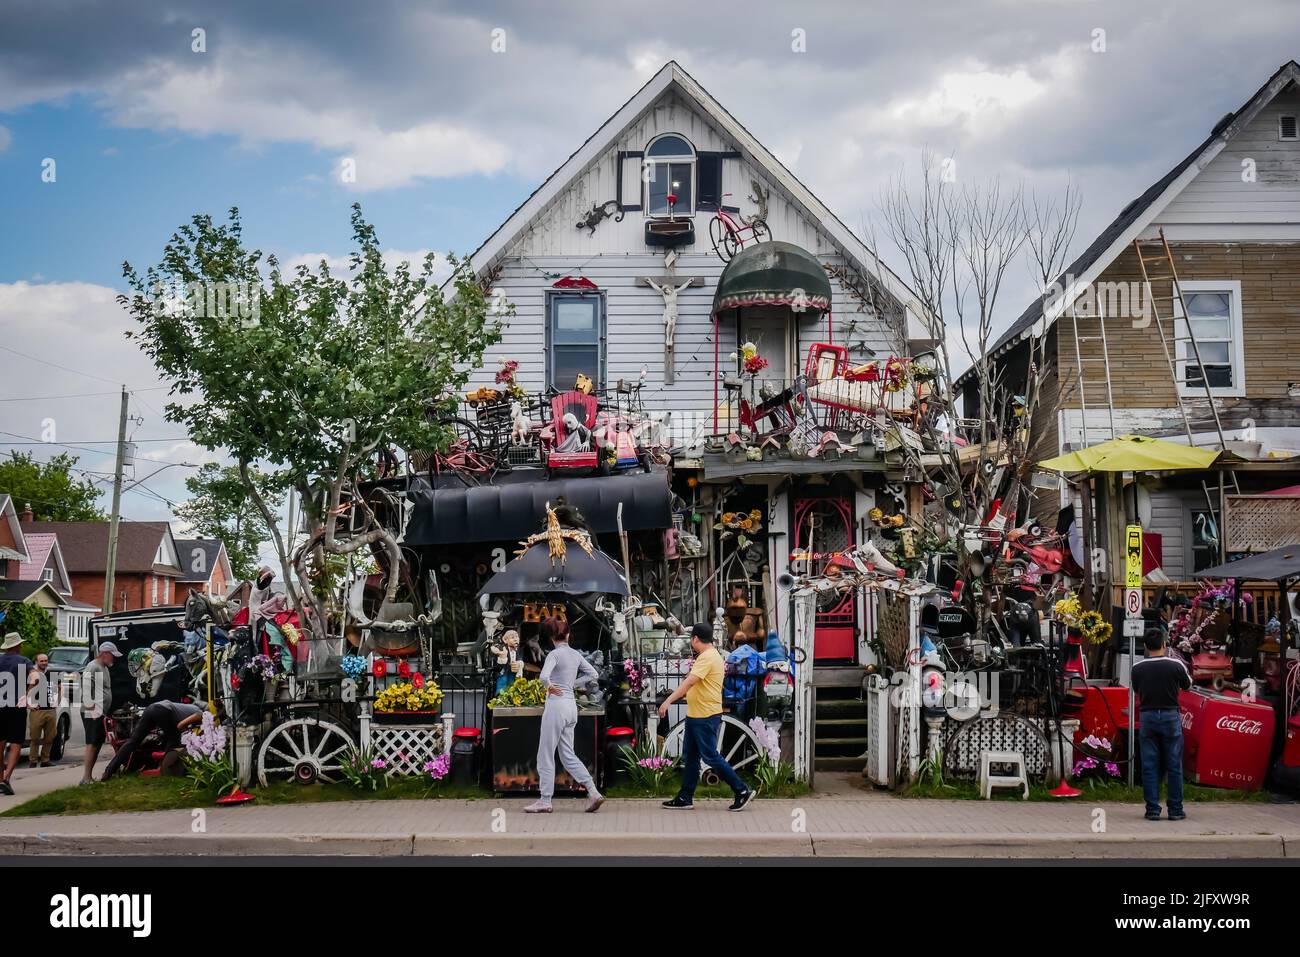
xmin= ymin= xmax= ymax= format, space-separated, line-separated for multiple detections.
xmin=256 ymin=717 xmax=355 ymax=787
xmin=660 ymin=714 xmax=763 ymax=786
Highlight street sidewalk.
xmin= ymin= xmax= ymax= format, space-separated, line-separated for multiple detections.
xmin=2 ymin=774 xmax=1298 ymax=858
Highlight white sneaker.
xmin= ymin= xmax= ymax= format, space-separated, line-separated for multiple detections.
xmin=523 ymin=800 xmax=552 ymax=813
xmin=585 ymin=793 xmax=605 ymax=813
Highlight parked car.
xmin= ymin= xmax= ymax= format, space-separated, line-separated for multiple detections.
xmin=44 ymin=645 xmax=91 ymax=678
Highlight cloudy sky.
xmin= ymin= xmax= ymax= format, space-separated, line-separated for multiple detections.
xmin=1 ymin=0 xmax=1297 ymax=533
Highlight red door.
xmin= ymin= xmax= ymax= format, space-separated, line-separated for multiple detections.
xmin=791 ymin=494 xmax=857 ymax=661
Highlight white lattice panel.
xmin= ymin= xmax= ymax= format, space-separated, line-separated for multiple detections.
xmin=363 ymin=724 xmax=446 ymax=776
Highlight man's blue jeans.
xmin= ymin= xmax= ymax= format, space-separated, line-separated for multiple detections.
xmin=1139 ymin=708 xmax=1185 ymax=816
xmin=678 ymin=714 xmax=747 ymax=799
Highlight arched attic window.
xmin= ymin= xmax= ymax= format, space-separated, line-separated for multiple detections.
xmin=644 ymin=133 xmax=695 ymax=216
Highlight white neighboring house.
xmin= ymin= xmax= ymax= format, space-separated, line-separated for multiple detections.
xmin=15 ymin=531 xmax=99 ymax=644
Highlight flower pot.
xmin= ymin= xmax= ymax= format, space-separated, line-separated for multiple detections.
xmin=373 ymin=710 xmax=441 ymax=726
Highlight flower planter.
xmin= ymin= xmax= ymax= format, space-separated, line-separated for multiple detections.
xmin=490 ymin=706 xmax=604 ymax=792
xmin=373 ymin=710 xmax=441 ymax=726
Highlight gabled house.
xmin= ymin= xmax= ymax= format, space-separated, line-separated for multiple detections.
xmin=14 ymin=529 xmax=98 ymax=643
xmin=174 ymin=537 xmax=232 ymax=598
xmin=964 ymin=60 xmax=1300 ymax=584
xmin=0 ymin=494 xmax=29 ymax=576
xmin=21 ymin=519 xmax=185 ymax=614
xmin=400 ymin=62 xmax=932 ymax=774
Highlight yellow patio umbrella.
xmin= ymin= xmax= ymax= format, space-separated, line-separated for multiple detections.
xmin=1037 ymin=434 xmax=1220 ymax=475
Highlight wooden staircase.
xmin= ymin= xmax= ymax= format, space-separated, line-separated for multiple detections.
xmin=813 ymin=668 xmax=868 ymax=773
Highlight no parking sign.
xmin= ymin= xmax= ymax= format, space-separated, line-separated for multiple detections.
xmin=1125 ymin=524 xmax=1143 ymax=620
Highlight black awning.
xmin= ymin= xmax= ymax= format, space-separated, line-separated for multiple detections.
xmin=403 ymin=469 xmax=672 ymax=546
xmin=1195 ymin=543 xmax=1300 ymax=581
xmin=479 ymin=540 xmax=629 ymax=597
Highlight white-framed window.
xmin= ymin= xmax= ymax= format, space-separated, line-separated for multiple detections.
xmin=1280 ymin=114 xmax=1297 ymax=141
xmin=151 ymin=575 xmax=158 ymax=606
xmin=40 ymin=567 xmax=53 ymax=582
xmin=163 ymin=577 xmax=171 ymax=604
xmin=1173 ymin=280 xmax=1245 ymax=398
xmin=546 ymin=291 xmax=606 ymax=391
xmin=643 ymin=133 xmax=695 ymax=216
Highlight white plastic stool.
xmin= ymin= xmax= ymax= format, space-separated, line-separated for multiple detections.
xmin=978 ymin=749 xmax=1028 ymax=799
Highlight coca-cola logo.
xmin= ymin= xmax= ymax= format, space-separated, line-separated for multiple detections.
xmin=1215 ymin=715 xmax=1263 ymax=735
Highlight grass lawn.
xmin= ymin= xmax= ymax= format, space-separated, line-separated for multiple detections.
xmin=901 ymin=777 xmax=1273 ymax=802
xmin=2 ymin=771 xmax=809 ymax=818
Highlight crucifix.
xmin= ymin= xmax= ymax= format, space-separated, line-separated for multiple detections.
xmin=638 ymin=252 xmax=703 ymax=384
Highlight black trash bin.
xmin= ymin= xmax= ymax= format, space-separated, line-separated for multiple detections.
xmin=451 ymin=727 xmax=483 ymax=787
xmin=604 ymin=726 xmax=637 ymax=787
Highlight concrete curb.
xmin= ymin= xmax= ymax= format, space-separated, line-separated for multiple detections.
xmin=0 ymin=830 xmax=1288 ymax=858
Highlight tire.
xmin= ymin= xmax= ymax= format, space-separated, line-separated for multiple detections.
xmin=722 ymin=230 xmax=740 ymax=262
xmin=750 ymin=220 xmax=771 ymax=243
xmin=709 ymin=216 xmax=727 ymax=260
xmin=50 ymin=716 xmax=69 ymax=761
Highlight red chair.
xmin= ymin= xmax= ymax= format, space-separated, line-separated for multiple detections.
xmin=545 ymin=390 xmax=605 ymax=476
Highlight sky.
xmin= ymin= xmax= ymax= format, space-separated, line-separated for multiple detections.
xmin=1 ymin=0 xmax=1297 ymax=542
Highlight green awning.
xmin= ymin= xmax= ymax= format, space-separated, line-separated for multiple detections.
xmin=712 ymin=241 xmax=832 ymax=314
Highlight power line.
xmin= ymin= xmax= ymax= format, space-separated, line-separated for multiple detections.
xmin=0 ymin=437 xmax=192 ymax=445
xmin=0 ymin=431 xmax=200 ymax=468
xmin=0 ymin=390 xmax=119 ymax=403
xmin=0 ymin=344 xmax=126 ymax=387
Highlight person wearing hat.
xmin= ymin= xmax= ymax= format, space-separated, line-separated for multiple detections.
xmin=657 ymin=622 xmax=756 ymax=811
xmin=80 ymin=641 xmax=122 ymax=786
xmin=0 ymin=632 xmax=33 ymax=795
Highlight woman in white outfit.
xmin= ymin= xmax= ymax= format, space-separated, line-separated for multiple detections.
xmin=525 ymin=618 xmax=604 ymax=813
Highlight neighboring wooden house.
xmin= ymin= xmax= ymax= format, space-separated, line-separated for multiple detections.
xmin=21 ymin=519 xmax=185 ymax=613
xmin=963 ymin=60 xmax=1300 ymax=582
xmin=174 ymin=537 xmax=232 ymax=598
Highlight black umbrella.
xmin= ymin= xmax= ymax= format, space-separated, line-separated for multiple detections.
xmin=478 ymin=540 xmax=630 ymax=597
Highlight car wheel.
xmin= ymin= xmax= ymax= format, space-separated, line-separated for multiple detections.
xmin=49 ymin=716 xmax=69 ymax=761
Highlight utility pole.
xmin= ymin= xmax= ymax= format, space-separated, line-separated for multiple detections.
xmin=102 ymin=388 xmax=130 ymax=615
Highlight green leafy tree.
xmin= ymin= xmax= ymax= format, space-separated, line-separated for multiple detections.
xmin=0 ymin=451 xmax=106 ymax=521
xmin=120 ymin=205 xmax=504 ymax=634
xmin=0 ymin=602 xmax=59 ymax=657
xmin=174 ymin=463 xmax=282 ymax=581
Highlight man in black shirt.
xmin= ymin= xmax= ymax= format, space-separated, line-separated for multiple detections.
xmin=101 ymin=700 xmax=205 ymax=781
xmin=1130 ymin=627 xmax=1192 ymax=821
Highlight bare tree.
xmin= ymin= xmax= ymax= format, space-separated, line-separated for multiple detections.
xmin=875 ymin=152 xmax=1080 ymax=597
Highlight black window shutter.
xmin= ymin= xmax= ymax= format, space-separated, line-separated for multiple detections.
xmin=697 ymin=153 xmax=723 ymax=211
xmin=616 ymin=150 xmax=644 ymax=212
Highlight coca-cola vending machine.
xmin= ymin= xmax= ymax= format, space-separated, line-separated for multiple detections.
xmin=1178 ymin=687 xmax=1275 ymax=791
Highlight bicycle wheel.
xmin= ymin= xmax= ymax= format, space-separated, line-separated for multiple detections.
xmin=723 ymin=229 xmax=741 ymax=262
xmin=709 ymin=216 xmax=728 ymax=260
xmin=750 ymin=219 xmax=771 ymax=244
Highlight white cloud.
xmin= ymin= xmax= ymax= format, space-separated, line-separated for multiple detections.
xmin=103 ymin=57 xmax=509 ymax=191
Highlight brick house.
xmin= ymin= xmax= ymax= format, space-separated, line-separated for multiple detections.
xmin=962 ymin=60 xmax=1300 ymax=585
xmin=174 ymin=537 xmax=233 ymax=598
xmin=21 ymin=518 xmax=185 ymax=613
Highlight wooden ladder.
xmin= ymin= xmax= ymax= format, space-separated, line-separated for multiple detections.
xmin=1131 ymin=228 xmax=1240 ymax=515
xmin=1068 ymin=297 xmax=1117 ymax=446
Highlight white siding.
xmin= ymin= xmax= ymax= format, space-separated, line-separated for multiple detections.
xmin=469 ymin=89 xmax=902 ymax=440
xmin=1157 ymin=86 xmax=1300 ymax=226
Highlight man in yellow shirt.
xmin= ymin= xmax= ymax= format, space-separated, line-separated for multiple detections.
xmin=657 ymin=623 xmax=756 ymax=811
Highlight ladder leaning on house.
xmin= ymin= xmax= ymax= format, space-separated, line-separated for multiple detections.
xmin=1131 ymin=228 xmax=1241 ymax=511
xmin=1068 ymin=297 xmax=1117 ymax=446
